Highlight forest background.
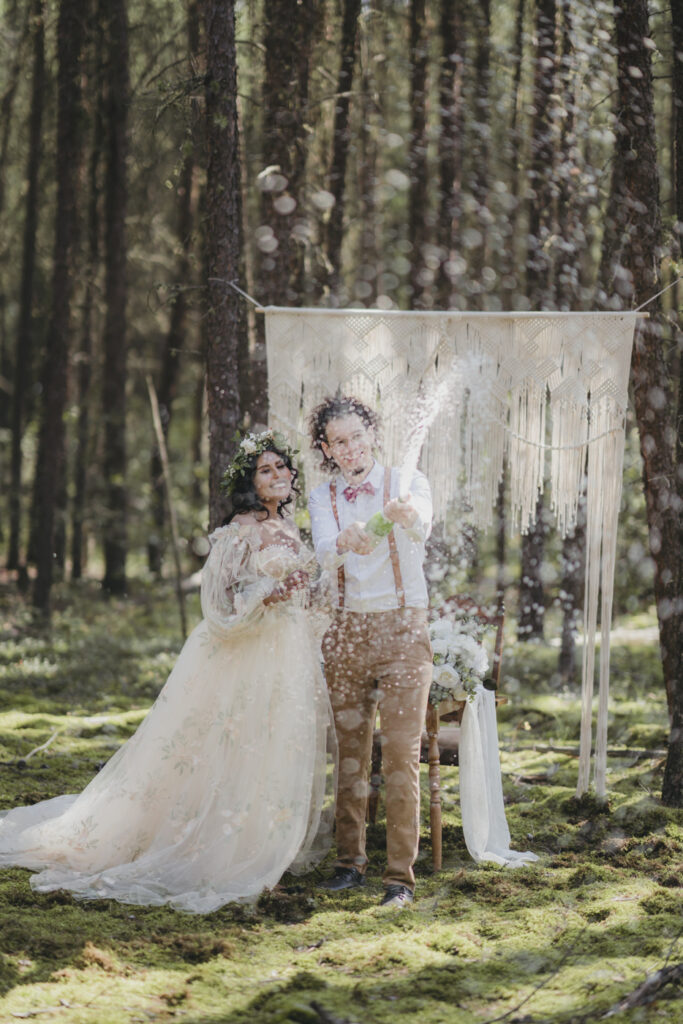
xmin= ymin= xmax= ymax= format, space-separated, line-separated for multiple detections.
xmin=0 ymin=2 xmax=682 ymax=1020
xmin=0 ymin=0 xmax=681 ymax=799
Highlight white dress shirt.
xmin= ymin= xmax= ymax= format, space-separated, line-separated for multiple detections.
xmin=308 ymin=461 xmax=432 ymax=612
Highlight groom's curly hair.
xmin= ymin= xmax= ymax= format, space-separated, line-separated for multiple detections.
xmin=308 ymin=395 xmax=381 ymax=473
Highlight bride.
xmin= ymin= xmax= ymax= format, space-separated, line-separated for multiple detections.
xmin=0 ymin=432 xmax=334 ymax=912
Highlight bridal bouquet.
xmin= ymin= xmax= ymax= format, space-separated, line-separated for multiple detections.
xmin=429 ymin=614 xmax=491 ymax=706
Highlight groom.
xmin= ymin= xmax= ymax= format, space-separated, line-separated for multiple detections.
xmin=308 ymin=395 xmax=433 ymax=908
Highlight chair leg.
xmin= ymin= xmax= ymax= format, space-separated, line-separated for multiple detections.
xmin=425 ymin=704 xmax=442 ymax=871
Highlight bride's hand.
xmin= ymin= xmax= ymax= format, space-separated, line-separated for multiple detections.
xmin=264 ymin=569 xmax=310 ymax=605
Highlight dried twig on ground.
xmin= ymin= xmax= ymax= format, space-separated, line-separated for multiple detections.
xmin=602 ymin=962 xmax=683 ymax=1017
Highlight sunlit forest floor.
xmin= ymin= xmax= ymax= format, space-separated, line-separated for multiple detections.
xmin=0 ymin=580 xmax=680 ymax=1024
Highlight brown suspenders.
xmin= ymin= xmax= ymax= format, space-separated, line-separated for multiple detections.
xmin=329 ymin=469 xmax=406 ymax=610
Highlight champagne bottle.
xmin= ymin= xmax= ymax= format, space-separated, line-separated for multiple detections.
xmin=364 ymin=510 xmax=394 ymax=540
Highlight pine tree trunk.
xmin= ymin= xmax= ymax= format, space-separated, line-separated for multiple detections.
xmin=518 ymin=493 xmax=547 ymax=641
xmin=436 ymin=0 xmax=464 ymax=309
xmin=71 ymin=19 xmax=104 ymax=581
xmin=7 ymin=0 xmax=44 ymax=572
xmin=662 ymin=0 xmax=683 ymax=804
xmin=558 ymin=492 xmax=586 ymax=682
xmin=518 ymin=0 xmax=557 ymax=638
xmin=470 ymin=0 xmax=491 ymax=307
xmin=205 ymin=0 xmax=246 ymax=530
xmin=502 ymin=0 xmax=526 ymax=309
xmin=408 ymin=0 xmax=429 ymax=307
xmin=323 ymin=0 xmax=361 ymax=299
xmin=101 ymin=0 xmax=129 ymax=595
xmin=526 ymin=0 xmax=557 ymax=307
xmin=251 ymin=0 xmax=316 ymax=420
xmin=32 ymin=0 xmax=84 ymax=613
xmin=356 ymin=13 xmax=380 ymax=305
xmin=609 ymin=0 xmax=680 ymax=804
xmin=149 ymin=0 xmax=201 ymax=576
xmin=672 ymin=0 xmax=683 ymax=227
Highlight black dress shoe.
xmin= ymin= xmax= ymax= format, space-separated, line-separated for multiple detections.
xmin=318 ymin=867 xmax=365 ymax=891
xmin=380 ymin=884 xmax=414 ymax=908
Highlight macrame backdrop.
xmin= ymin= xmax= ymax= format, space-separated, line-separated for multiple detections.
xmin=264 ymin=307 xmax=639 ymax=798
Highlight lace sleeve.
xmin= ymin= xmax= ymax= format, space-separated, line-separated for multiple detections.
xmin=200 ymin=523 xmax=276 ymax=638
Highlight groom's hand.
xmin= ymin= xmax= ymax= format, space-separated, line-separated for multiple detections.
xmin=383 ymin=495 xmax=418 ymax=529
xmin=336 ymin=522 xmax=374 ymax=556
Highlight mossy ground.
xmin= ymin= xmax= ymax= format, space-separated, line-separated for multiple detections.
xmin=0 ymin=581 xmax=680 ymax=1024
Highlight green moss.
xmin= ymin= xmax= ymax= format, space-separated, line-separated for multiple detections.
xmin=0 ymin=583 xmax=680 ymax=1024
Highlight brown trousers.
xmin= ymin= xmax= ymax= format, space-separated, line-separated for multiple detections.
xmin=322 ymin=607 xmax=432 ymax=889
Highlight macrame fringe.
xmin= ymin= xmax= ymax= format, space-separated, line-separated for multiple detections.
xmin=265 ymin=308 xmax=638 ymax=798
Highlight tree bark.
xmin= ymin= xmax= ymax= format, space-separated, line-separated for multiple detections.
xmin=7 ymin=0 xmax=44 ymax=572
xmin=608 ymin=0 xmax=680 ymax=804
xmin=408 ymin=0 xmax=429 ymax=307
xmin=71 ymin=16 xmax=104 ymax=581
xmin=323 ymin=0 xmax=361 ymax=299
xmin=526 ymin=0 xmax=557 ymax=308
xmin=205 ymin=0 xmax=246 ymax=530
xmin=32 ymin=0 xmax=84 ymax=613
xmin=251 ymin=0 xmax=317 ymax=421
xmin=469 ymin=0 xmax=491 ymax=307
xmin=518 ymin=0 xmax=557 ymax=638
xmin=149 ymin=0 xmax=202 ymax=576
xmin=101 ymin=0 xmax=129 ymax=595
xmin=518 ymin=492 xmax=548 ymax=641
xmin=436 ymin=0 xmax=464 ymax=309
xmin=502 ymin=0 xmax=526 ymax=309
xmin=672 ymin=0 xmax=683 ymax=227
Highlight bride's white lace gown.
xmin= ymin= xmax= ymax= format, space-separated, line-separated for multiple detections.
xmin=0 ymin=522 xmax=333 ymax=912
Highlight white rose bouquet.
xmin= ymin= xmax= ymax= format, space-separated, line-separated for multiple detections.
xmin=429 ymin=614 xmax=492 ymax=705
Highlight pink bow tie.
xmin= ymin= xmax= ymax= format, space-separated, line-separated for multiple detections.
xmin=343 ymin=480 xmax=375 ymax=502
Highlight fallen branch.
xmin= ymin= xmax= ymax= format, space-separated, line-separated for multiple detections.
xmin=0 ymin=730 xmax=61 ymax=766
xmin=500 ymin=742 xmax=667 ymax=759
xmin=602 ymin=962 xmax=683 ymax=1017
xmin=479 ymin=931 xmax=585 ymax=1024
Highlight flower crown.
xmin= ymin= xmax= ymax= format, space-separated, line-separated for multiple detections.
xmin=220 ymin=430 xmax=298 ymax=495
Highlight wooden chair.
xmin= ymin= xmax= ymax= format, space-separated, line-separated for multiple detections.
xmin=368 ymin=597 xmax=506 ymax=872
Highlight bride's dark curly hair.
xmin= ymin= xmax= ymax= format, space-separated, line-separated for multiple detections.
xmin=308 ymin=394 xmax=380 ymax=473
xmin=224 ymin=442 xmax=300 ymax=522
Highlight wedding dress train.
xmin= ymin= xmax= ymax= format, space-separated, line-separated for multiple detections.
xmin=0 ymin=523 xmax=333 ymax=913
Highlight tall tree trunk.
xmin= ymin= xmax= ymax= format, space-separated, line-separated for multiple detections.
xmin=608 ymin=0 xmax=680 ymax=804
xmin=469 ymin=0 xmax=491 ymax=308
xmin=356 ymin=10 xmax=380 ymax=306
xmin=251 ymin=0 xmax=316 ymax=420
xmin=518 ymin=492 xmax=548 ymax=641
xmin=7 ymin=0 xmax=44 ymax=572
xmin=558 ymin=491 xmax=586 ymax=682
xmin=205 ymin=0 xmax=246 ymax=530
xmin=149 ymin=0 xmax=202 ymax=576
xmin=526 ymin=0 xmax=557 ymax=307
xmin=518 ymin=0 xmax=557 ymax=639
xmin=669 ymin=0 xmax=683 ymax=806
xmin=502 ymin=0 xmax=527 ymax=309
xmin=32 ymin=0 xmax=84 ymax=613
xmin=323 ymin=0 xmax=361 ymax=300
xmin=0 ymin=5 xmax=29 ymax=437
xmin=436 ymin=0 xmax=464 ymax=309
xmin=101 ymin=0 xmax=129 ymax=595
xmin=672 ymin=0 xmax=683 ymax=229
xmin=554 ymin=0 xmax=583 ymax=310
xmin=408 ymin=0 xmax=429 ymax=307
xmin=71 ymin=17 xmax=104 ymax=581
